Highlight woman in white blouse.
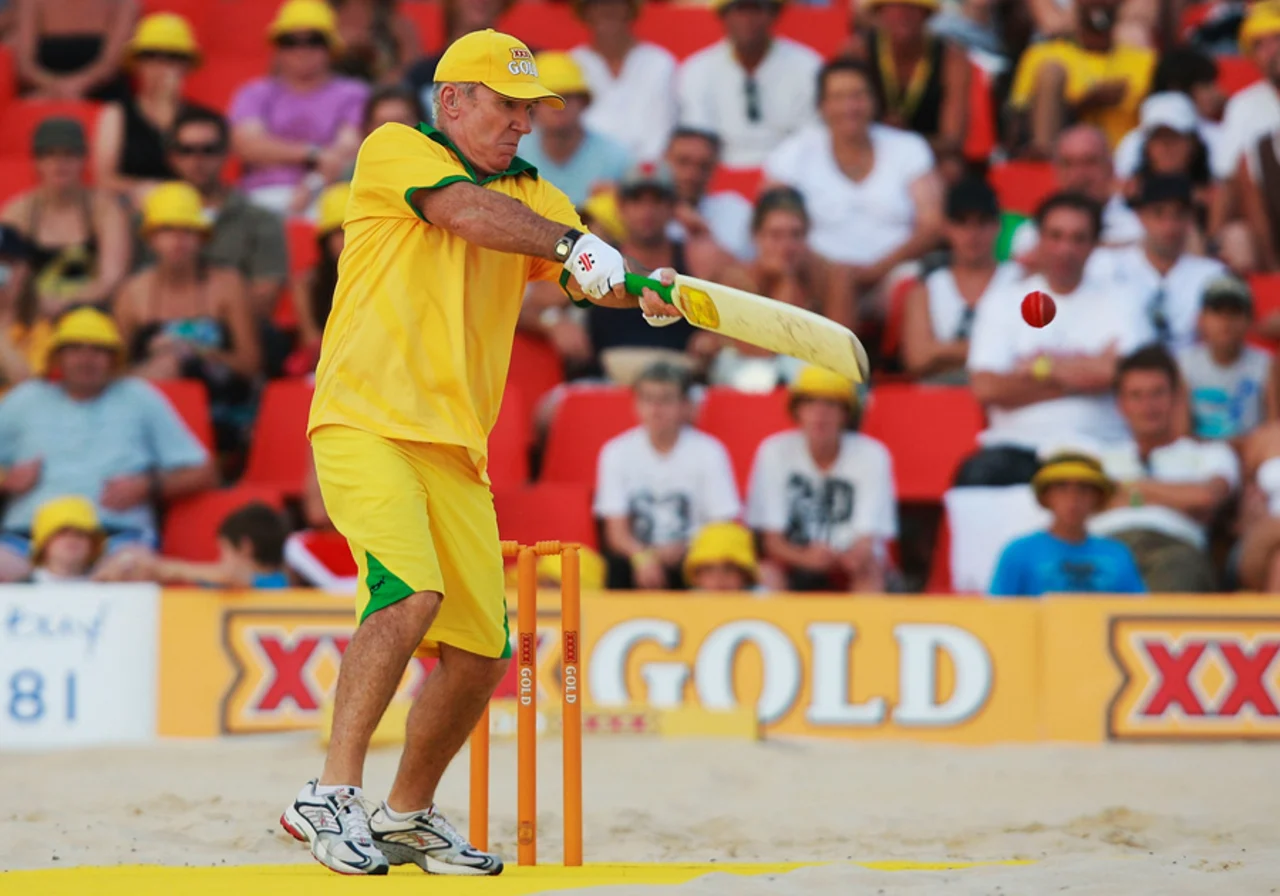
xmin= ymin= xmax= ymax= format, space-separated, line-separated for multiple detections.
xmin=762 ymin=57 xmax=944 ymax=324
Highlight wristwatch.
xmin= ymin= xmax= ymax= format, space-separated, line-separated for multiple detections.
xmin=554 ymin=228 xmax=584 ymax=262
xmin=305 ymin=145 xmax=321 ymax=170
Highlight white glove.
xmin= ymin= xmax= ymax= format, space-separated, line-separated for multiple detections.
xmin=563 ymin=232 xmax=627 ymax=301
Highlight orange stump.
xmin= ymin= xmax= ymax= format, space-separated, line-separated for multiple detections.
xmin=516 ymin=545 xmax=538 ymax=866
xmin=560 ymin=544 xmax=583 ymax=867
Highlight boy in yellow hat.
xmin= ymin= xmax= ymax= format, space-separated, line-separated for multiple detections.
xmin=989 ymin=451 xmax=1144 ymax=596
xmin=683 ymin=521 xmax=760 ymax=592
xmin=28 ymin=496 xmax=105 ymax=583
xmin=746 ymin=365 xmax=897 ymax=592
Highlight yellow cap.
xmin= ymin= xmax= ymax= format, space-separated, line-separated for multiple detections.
xmin=128 ymin=12 xmax=201 ymax=65
xmin=268 ymin=0 xmax=342 ymax=52
xmin=434 ymin=30 xmax=565 ymax=110
xmin=684 ymin=522 xmax=758 ymax=583
xmin=1031 ymin=452 xmax=1115 ymax=508
xmin=48 ymin=308 xmax=124 ymax=363
xmin=506 ymin=547 xmax=608 ymax=590
xmin=534 ymin=52 xmax=590 ymax=98
xmin=142 ymin=181 xmax=210 ymax=235
xmin=316 ymin=182 xmax=351 ymax=234
xmin=32 ymin=496 xmax=103 ymax=561
xmin=789 ymin=364 xmax=857 ymax=410
xmin=1242 ymin=2 xmax=1280 ymax=55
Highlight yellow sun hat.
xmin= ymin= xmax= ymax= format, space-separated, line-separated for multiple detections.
xmin=142 ymin=181 xmax=210 ymax=235
xmin=32 ymin=496 xmax=104 ymax=562
xmin=789 ymin=364 xmax=858 ymax=411
xmin=316 ymin=182 xmax=351 ymax=234
xmin=1031 ymin=452 xmax=1115 ymax=508
xmin=434 ymin=30 xmax=566 ymax=110
xmin=127 ymin=12 xmax=201 ymax=66
xmin=47 ymin=308 xmax=124 ymax=371
xmin=268 ymin=0 xmax=343 ymax=53
xmin=683 ymin=522 xmax=758 ymax=584
xmin=505 ymin=547 xmax=608 ymax=590
xmin=534 ymin=52 xmax=591 ymax=99
xmin=1242 ymin=1 xmax=1280 ymax=55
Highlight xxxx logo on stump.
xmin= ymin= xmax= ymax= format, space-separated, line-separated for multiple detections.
xmin=1109 ymin=617 xmax=1280 ymax=740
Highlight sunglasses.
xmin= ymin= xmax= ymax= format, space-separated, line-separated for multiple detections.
xmin=276 ymin=32 xmax=329 ymax=50
xmin=172 ymin=142 xmax=225 ymax=157
xmin=134 ymin=50 xmax=192 ymax=65
xmin=745 ymin=77 xmax=761 ymax=123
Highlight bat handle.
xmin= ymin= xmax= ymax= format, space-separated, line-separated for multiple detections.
xmin=623 ymin=273 xmax=675 ymax=305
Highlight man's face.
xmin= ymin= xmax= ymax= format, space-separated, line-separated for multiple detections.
xmin=149 ymin=227 xmax=204 ymax=267
xmin=754 ymin=208 xmax=807 ymax=274
xmin=581 ymin=0 xmax=634 ymax=41
xmin=665 ymin=135 xmax=717 ymax=203
xmin=446 ymin=83 xmax=537 ymax=176
xmin=1038 ymin=207 xmax=1096 ymax=285
xmin=1189 ymin=80 xmax=1225 ymax=121
xmin=35 ymin=149 xmax=85 ymax=192
xmin=1117 ymin=368 xmax=1177 ymax=441
xmin=534 ymin=94 xmax=587 ymax=136
xmin=691 ymin=561 xmax=752 ymax=592
xmin=273 ymin=29 xmax=331 ymax=81
xmin=57 ymin=344 xmax=114 ymax=395
xmin=168 ymin=121 xmax=226 ymax=193
xmin=619 ymin=189 xmax=675 ymax=244
xmin=1199 ymin=307 xmax=1250 ymax=355
xmin=819 ymin=70 xmax=875 ymax=141
xmin=634 ymin=379 xmax=685 ymax=438
xmin=1138 ymin=199 xmax=1190 ymax=261
xmin=1145 ymin=128 xmax=1195 ymax=176
xmin=1054 ymin=131 xmax=1112 ymax=201
xmin=720 ymin=0 xmax=777 ymax=57
xmin=794 ymin=397 xmax=848 ymax=447
xmin=1043 ymin=481 xmax=1103 ymax=531
xmin=943 ymin=213 xmax=998 ymax=267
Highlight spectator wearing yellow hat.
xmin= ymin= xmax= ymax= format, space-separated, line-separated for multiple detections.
xmin=0 ymin=307 xmax=214 ymax=582
xmin=989 ymin=452 xmax=1144 ymax=596
xmin=14 ymin=0 xmax=135 ymax=102
xmin=684 ymin=521 xmax=760 ymax=592
xmin=94 ymin=13 xmax=215 ymax=210
xmin=229 ymin=0 xmax=369 ymax=218
xmin=517 ymin=52 xmax=632 ymax=208
xmin=290 ymin=183 xmax=350 ymax=364
xmin=746 ymin=365 xmax=897 ymax=592
xmin=569 ymin=0 xmax=677 ymax=162
xmin=114 ymin=182 xmax=261 ymax=454
xmin=28 ymin=495 xmax=105 ymax=582
xmin=504 ymin=547 xmax=608 ymax=591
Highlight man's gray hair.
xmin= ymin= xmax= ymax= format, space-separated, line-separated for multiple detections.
xmin=430 ymin=82 xmax=478 ymax=124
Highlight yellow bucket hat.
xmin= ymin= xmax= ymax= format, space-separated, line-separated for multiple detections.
xmin=789 ymin=364 xmax=858 ymax=412
xmin=684 ymin=522 xmax=758 ymax=583
xmin=47 ymin=308 xmax=124 ymax=366
xmin=1242 ymin=2 xmax=1280 ymax=55
xmin=32 ymin=496 xmax=104 ymax=561
xmin=316 ymin=182 xmax=351 ymax=234
xmin=505 ymin=547 xmax=608 ymax=590
xmin=268 ymin=0 xmax=342 ymax=52
xmin=534 ymin=52 xmax=591 ymax=99
xmin=1031 ymin=452 xmax=1115 ymax=507
xmin=142 ymin=181 xmax=210 ymax=235
xmin=128 ymin=13 xmax=201 ymax=65
xmin=435 ymin=30 xmax=566 ymax=110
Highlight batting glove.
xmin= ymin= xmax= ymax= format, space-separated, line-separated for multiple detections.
xmin=563 ymin=233 xmax=627 ymax=301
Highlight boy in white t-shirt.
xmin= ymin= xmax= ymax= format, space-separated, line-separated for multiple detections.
xmin=746 ymin=365 xmax=898 ymax=592
xmin=594 ymin=362 xmax=741 ymax=589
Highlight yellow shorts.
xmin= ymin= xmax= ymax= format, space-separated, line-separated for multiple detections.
xmin=310 ymin=424 xmax=510 ymax=659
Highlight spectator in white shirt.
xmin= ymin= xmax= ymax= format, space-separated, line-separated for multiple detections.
xmin=570 ymin=0 xmax=677 ymax=162
xmin=676 ymin=0 xmax=822 ymax=169
xmin=960 ymin=192 xmax=1155 ymax=486
xmin=764 ymin=59 xmax=944 ymax=320
xmin=1107 ymin=174 xmax=1226 ymax=349
xmin=747 ymin=365 xmax=898 ymax=593
xmin=1214 ymin=2 xmax=1280 ymax=184
xmin=1115 ymin=49 xmax=1224 ymax=181
xmin=1114 ymin=92 xmax=1219 ymax=191
xmin=594 ymin=362 xmax=741 ymax=590
xmin=665 ymin=127 xmax=754 ymax=260
xmin=901 ymin=177 xmax=1021 ymax=383
xmin=1090 ymin=345 xmax=1238 ymax=592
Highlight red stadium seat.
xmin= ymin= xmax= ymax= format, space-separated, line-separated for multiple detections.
xmin=162 ymin=484 xmax=285 ymax=561
xmin=989 ymin=161 xmax=1057 ymax=217
xmin=0 ymin=156 xmax=36 ymax=205
xmin=286 ymin=218 xmax=319 ymax=276
xmin=1248 ymin=273 xmax=1280 ymax=348
xmin=539 ymin=386 xmax=636 ymax=487
xmin=185 ymin=56 xmax=269 ymax=114
xmin=963 ymin=63 xmax=996 ymax=163
xmin=399 ymin=2 xmax=445 ymax=55
xmin=242 ymin=379 xmax=314 ymax=495
xmin=880 ymin=275 xmax=919 ymax=362
xmin=494 ymin=482 xmax=598 ymax=549
xmin=508 ymin=331 xmax=564 ymax=405
xmin=1217 ymin=55 xmax=1261 ymax=98
xmin=202 ymin=0 xmax=279 ymax=59
xmin=497 ymin=4 xmax=589 ymax=51
xmin=860 ymin=383 xmax=984 ymax=503
xmin=708 ymin=166 xmax=764 ymax=202
xmin=0 ymin=100 xmax=101 ymax=157
xmin=150 ymin=379 xmax=215 ymax=452
xmin=138 ymin=0 xmax=210 ymax=35
xmin=488 ymin=386 xmax=532 ymax=489
xmin=697 ymin=387 xmax=791 ymax=494
xmin=0 ymin=46 xmax=18 ymax=116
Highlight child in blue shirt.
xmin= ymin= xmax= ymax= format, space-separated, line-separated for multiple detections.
xmin=990 ymin=452 xmax=1146 ymax=596
xmin=148 ymin=502 xmax=291 ymax=589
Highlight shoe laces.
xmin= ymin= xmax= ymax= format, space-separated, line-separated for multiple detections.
xmin=333 ymin=788 xmax=373 ymax=842
xmin=427 ymin=807 xmax=467 ymax=847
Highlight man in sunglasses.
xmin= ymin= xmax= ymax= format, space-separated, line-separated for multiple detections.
xmin=281 ymin=29 xmax=680 ymax=877
xmin=676 ymin=0 xmax=821 ymax=169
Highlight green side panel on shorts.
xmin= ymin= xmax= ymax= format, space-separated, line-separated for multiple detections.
xmin=500 ymin=594 xmax=512 ymax=659
xmin=359 ymin=552 xmax=416 ymax=623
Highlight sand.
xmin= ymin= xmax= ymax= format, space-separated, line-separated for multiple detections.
xmin=4 ymin=735 xmax=1280 ymax=894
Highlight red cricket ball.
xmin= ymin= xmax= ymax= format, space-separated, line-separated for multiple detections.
xmin=1021 ymin=290 xmax=1057 ymax=328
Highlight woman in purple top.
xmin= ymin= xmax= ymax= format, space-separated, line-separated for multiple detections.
xmin=228 ymin=0 xmax=368 ymax=219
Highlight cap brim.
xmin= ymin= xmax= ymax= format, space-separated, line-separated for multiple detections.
xmin=488 ymin=81 xmax=565 ymax=110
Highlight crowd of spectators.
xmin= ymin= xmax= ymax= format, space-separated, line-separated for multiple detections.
xmin=6 ymin=0 xmax=1280 ymax=598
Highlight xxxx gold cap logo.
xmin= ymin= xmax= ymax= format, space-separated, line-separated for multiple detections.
xmin=508 ymin=46 xmax=537 ymax=76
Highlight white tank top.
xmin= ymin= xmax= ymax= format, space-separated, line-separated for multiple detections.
xmin=924 ymin=262 xmax=1020 ymax=341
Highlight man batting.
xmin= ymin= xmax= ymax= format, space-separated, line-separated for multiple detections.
xmin=279 ymin=29 xmax=680 ymax=877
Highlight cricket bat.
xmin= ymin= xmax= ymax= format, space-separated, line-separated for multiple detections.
xmin=624 ymin=273 xmax=871 ymax=384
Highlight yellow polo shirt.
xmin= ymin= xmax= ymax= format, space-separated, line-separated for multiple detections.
xmin=309 ymin=122 xmax=582 ymax=464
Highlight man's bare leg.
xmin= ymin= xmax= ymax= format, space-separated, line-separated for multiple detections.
xmin=386 ymin=642 xmax=509 ymax=813
xmin=320 ymin=590 xmax=442 ymax=787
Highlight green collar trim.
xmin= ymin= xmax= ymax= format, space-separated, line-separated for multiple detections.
xmin=416 ymin=122 xmax=538 ymax=185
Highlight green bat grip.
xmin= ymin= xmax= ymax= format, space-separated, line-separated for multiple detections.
xmin=624 ymin=273 xmax=675 ymax=305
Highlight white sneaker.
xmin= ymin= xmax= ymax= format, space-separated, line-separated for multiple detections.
xmin=280 ymin=780 xmax=390 ymax=876
xmin=370 ymin=803 xmax=504 ymax=876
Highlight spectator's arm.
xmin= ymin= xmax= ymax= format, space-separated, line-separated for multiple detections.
xmin=69 ymin=0 xmax=137 ymax=94
xmin=71 ymin=191 xmax=131 ymax=306
xmin=603 ymin=516 xmax=648 ymax=561
xmin=760 ymin=530 xmax=814 ymax=569
xmin=900 ymin=280 xmax=966 ymax=377
xmin=1237 ymin=157 xmax=1276 ymax=271
xmin=209 ymin=270 xmax=262 ymax=378
xmin=93 ymin=103 xmax=163 ymax=207
xmin=860 ymin=171 xmax=944 ymax=285
xmin=14 ymin=0 xmax=64 ymax=92
xmin=969 ymin=370 xmax=1066 ymax=409
xmin=150 ymin=556 xmax=249 ymax=587
xmin=157 ymin=462 xmax=216 ymax=501
xmin=935 ymin=43 xmax=970 ymax=161
xmin=231 ymin=119 xmax=319 ymax=169
xmin=113 ymin=275 xmax=142 ymax=355
xmin=1127 ymin=476 xmax=1232 ymax=524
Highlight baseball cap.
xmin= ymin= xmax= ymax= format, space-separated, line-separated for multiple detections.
xmin=1130 ymin=173 xmax=1194 ymax=209
xmin=434 ymin=30 xmax=565 ymax=110
xmin=945 ymin=178 xmax=999 ymax=220
xmin=1201 ymin=275 xmax=1253 ymax=314
xmin=1137 ymin=92 xmax=1198 ymax=136
xmin=32 ymin=117 xmax=87 ymax=156
xmin=618 ymin=161 xmax=677 ymax=199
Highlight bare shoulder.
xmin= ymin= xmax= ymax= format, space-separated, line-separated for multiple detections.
xmin=208 ymin=266 xmax=249 ymax=299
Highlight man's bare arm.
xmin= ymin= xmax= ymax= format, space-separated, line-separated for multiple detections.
xmin=970 ymin=370 xmax=1066 ymax=409
xmin=414 ymin=181 xmax=571 ymax=261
